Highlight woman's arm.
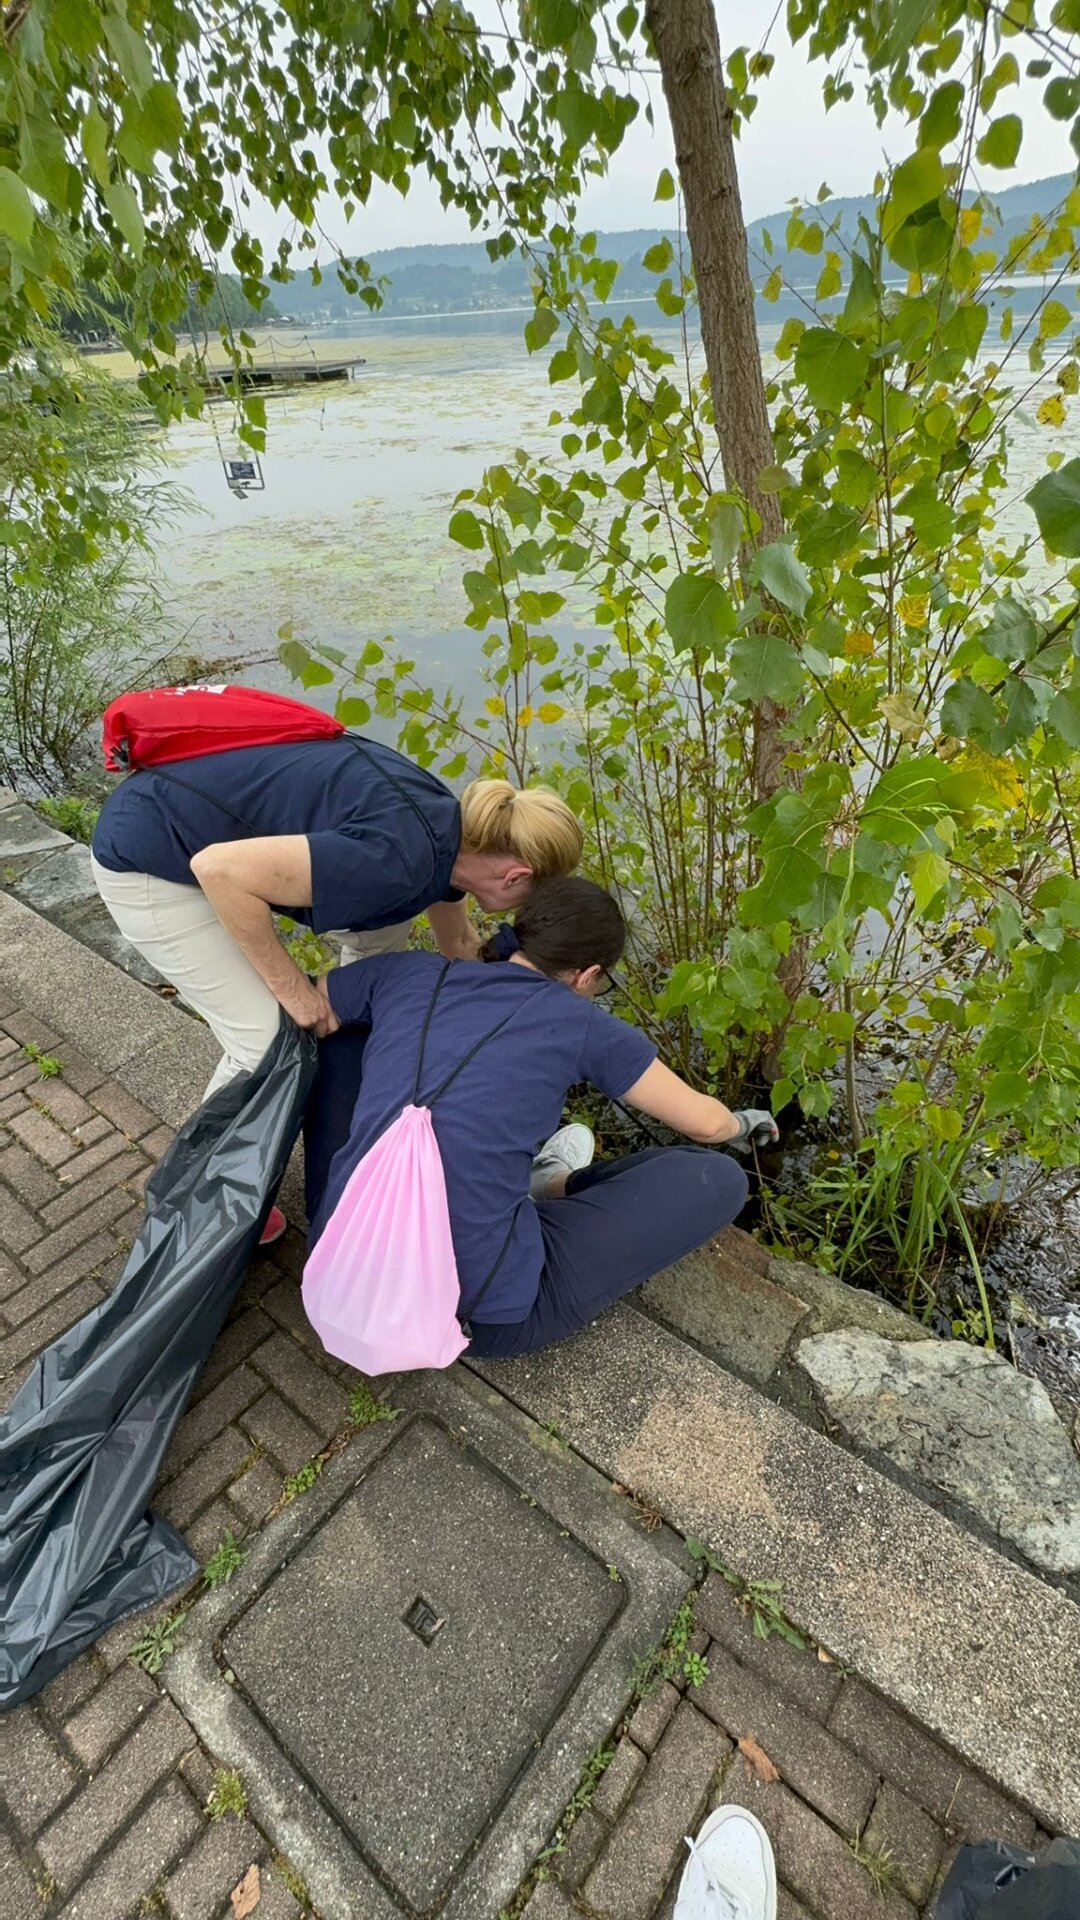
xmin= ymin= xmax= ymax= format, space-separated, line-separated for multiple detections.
xmin=190 ymin=835 xmax=338 ymax=1036
xmin=621 ymin=1059 xmax=741 ymax=1145
xmin=426 ymin=898 xmax=482 ymax=960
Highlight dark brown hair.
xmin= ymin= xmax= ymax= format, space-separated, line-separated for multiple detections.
xmin=481 ymin=875 xmax=626 ymax=978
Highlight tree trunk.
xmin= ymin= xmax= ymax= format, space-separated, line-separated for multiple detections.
xmin=644 ymin=0 xmax=787 ymax=802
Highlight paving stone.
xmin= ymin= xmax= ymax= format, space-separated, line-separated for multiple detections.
xmin=553 ymin=1806 xmax=608 ymax=1890
xmin=164 ymin=1814 xmax=267 ymax=1920
xmin=829 ymin=1683 xmax=1037 ymax=1844
xmin=142 ymin=1123 xmax=176 ymax=1159
xmin=627 ymin=1678 xmax=681 ymax=1755
xmin=63 ymin=1660 xmax=160 ymax=1772
xmin=7 ymin=1104 xmax=79 ymax=1168
xmin=591 ymin=1734 xmax=648 ymax=1821
xmin=696 ymin=1574 xmax=842 ymax=1722
xmin=797 ymin=1330 xmax=1080 ymax=1575
xmin=157 ymin=1425 xmax=254 ymax=1530
xmin=240 ymin=1387 xmax=321 ymax=1473
xmin=163 ymin=1363 xmax=266 ymax=1478
xmin=778 ymin=1889 xmax=818 ymax=1920
xmin=0 ymin=1178 xmax=38 ymax=1253
xmin=0 ymin=802 xmax=69 ymax=859
xmin=0 ymin=1829 xmax=43 ymax=1920
xmin=260 ymin=1273 xmax=327 ymax=1353
xmin=673 ymin=1626 xmax=710 ymax=1691
xmin=585 ymin=1705 xmax=728 ymax=1920
xmin=71 ymin=1113 xmax=116 ymax=1145
xmin=0 ymin=1704 xmax=78 ymax=1838
xmin=0 ymin=1141 xmax=63 ymax=1209
xmin=180 ymin=1745 xmax=219 ymax=1808
xmin=0 ymin=1276 xmax=103 ymax=1371
xmin=37 ymin=1651 xmax=107 ymax=1723
xmin=54 ymin=1776 xmax=203 ymax=1919
xmin=32 ymin=1078 xmax=96 ymax=1132
xmin=21 ymin=1185 xmax=130 ymax=1274
xmin=87 ymin=1081 xmax=160 ymax=1139
xmin=186 ymin=1496 xmax=241 ymax=1564
xmin=696 ymin=1643 xmax=876 ymax=1833
xmin=37 ymin=1700 xmax=196 ymax=1889
xmin=642 ymin=1238 xmax=809 ymax=1384
xmin=0 ymin=1059 xmax=40 ymax=1100
xmin=1 ymin=1010 xmax=64 ymax=1051
xmin=251 ymin=1328 xmax=351 ymax=1437
xmin=191 ymin=1305 xmax=273 ymax=1403
xmin=41 ymin=1148 xmax=142 ymax=1228
xmin=47 ymin=1046 xmax=107 ymax=1096
xmin=717 ymin=1755 xmax=916 ymax=1920
xmin=0 ymin=1089 xmax=31 ymax=1123
xmin=3 ymin=1232 xmax=117 ymax=1326
xmin=864 ymin=1780 xmax=946 ymax=1907
xmin=523 ymin=1882 xmax=579 ymax=1918
xmin=95 ymin=1595 xmax=183 ymax=1674
xmin=227 ymin=1454 xmax=283 ymax=1526
xmin=250 ymin=1872 xmax=305 ymax=1919
xmin=11 ymin=842 xmax=97 ymax=918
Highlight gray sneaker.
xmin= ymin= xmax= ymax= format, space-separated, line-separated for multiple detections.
xmin=529 ymin=1123 xmax=595 ymax=1200
xmin=673 ymin=1806 xmax=778 ymax=1920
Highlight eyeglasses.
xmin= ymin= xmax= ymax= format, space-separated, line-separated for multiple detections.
xmin=594 ymin=969 xmax=623 ymax=998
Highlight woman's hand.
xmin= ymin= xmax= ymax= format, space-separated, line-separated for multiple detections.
xmin=282 ymin=975 xmax=340 ymax=1038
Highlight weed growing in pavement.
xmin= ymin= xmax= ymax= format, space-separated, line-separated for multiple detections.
xmin=348 ymin=1382 xmax=399 ymax=1429
xmin=280 ymin=1457 xmax=323 ymax=1505
xmin=129 ymin=1609 xmax=185 ymax=1673
xmin=687 ymin=1539 xmax=808 ymax=1649
xmin=499 ymin=1740 xmax=616 ymax=1915
xmin=851 ymin=1830 xmax=898 ymax=1897
xmin=23 ymin=1042 xmax=62 ymax=1077
xmin=202 ymin=1530 xmax=245 ymax=1590
xmin=631 ymin=1593 xmax=710 ymax=1698
xmin=274 ymin=1855 xmax=313 ymax=1906
xmin=206 ymin=1768 xmax=248 ymax=1819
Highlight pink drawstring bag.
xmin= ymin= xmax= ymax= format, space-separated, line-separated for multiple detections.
xmin=302 ymin=962 xmax=522 ymax=1375
xmin=301 ymin=1103 xmax=467 ymax=1374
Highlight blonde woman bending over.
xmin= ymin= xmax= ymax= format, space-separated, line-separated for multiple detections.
xmin=92 ymin=731 xmax=583 ymax=1240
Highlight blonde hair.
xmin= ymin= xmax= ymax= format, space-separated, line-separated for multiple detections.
xmin=459 ymin=778 xmax=583 ymax=878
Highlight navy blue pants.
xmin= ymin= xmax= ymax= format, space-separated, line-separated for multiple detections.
xmin=304 ymin=1025 xmax=748 ymax=1359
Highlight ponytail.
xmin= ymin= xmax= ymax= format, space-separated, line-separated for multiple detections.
xmin=459 ymin=778 xmax=583 ymax=880
xmin=484 ymin=875 xmax=626 ymax=978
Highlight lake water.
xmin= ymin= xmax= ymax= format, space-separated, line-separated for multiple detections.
xmin=147 ymin=295 xmax=1072 ymax=715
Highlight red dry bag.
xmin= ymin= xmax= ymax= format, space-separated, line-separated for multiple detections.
xmin=102 ymin=684 xmax=344 ymax=771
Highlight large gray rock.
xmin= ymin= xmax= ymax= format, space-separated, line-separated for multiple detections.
xmin=0 ymin=802 xmax=68 ymax=860
xmin=796 ymin=1329 xmax=1080 ymax=1575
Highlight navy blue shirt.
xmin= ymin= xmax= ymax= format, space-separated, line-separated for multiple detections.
xmin=91 ymin=737 xmax=462 ymax=933
xmin=313 ymin=953 xmax=657 ymax=1323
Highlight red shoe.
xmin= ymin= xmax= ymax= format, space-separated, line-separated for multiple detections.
xmin=259 ymin=1205 xmax=287 ymax=1247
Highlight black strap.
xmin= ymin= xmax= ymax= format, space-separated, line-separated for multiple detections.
xmin=143 ymin=760 xmax=255 ymax=835
xmin=408 ymin=962 xmax=533 ymax=1318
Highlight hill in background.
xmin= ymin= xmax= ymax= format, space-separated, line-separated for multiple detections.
xmin=277 ymin=172 xmax=1076 ymax=322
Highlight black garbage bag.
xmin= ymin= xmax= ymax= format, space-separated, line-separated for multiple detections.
xmin=938 ymin=1838 xmax=1080 ymax=1920
xmin=0 ymin=1018 xmax=316 ymax=1708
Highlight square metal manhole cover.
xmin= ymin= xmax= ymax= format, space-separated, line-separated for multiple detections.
xmin=165 ymin=1372 xmax=687 ymax=1920
xmin=223 ymin=1417 xmax=619 ymax=1910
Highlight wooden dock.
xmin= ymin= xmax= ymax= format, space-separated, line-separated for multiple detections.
xmin=208 ymin=358 xmax=365 ymax=391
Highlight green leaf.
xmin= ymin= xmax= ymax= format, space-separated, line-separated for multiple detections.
xmin=706 ymin=496 xmax=743 ymax=571
xmin=980 ymin=53 xmax=1020 ymax=112
xmin=750 ymin=541 xmax=812 ymax=617
xmin=842 ymin=253 xmax=877 ymax=329
xmin=0 ymin=169 xmax=35 ymax=247
xmin=336 ymin=696 xmax=371 ymax=727
xmin=665 ymin=573 xmax=737 ymax=652
xmin=976 ymin=114 xmax=1023 ymax=169
xmin=1027 ymin=457 xmax=1080 ymax=555
xmin=940 ymin=678 xmax=998 ymax=741
xmin=980 ymin=598 xmax=1041 ymax=663
xmin=654 ymin=167 xmax=676 ymax=202
xmin=885 ymin=148 xmax=946 ymax=231
xmin=20 ymin=114 xmax=71 ymax=208
xmin=793 ymin=328 xmax=869 ymax=410
xmin=908 ymin=849 xmax=950 ymax=914
xmin=1044 ymin=76 xmax=1080 ymax=120
xmin=1047 ymin=686 xmax=1080 ymax=748
xmin=524 ymin=306 xmax=558 ymax=352
xmin=102 ymin=10 xmax=156 ymax=97
xmin=104 ymin=179 xmax=145 ymax=256
xmin=642 ymin=238 xmax=673 ymax=273
xmin=449 ymin=509 xmax=485 ymax=550
xmin=728 ymin=633 xmax=805 ymax=705
xmin=1039 ymin=298 xmax=1071 ymax=339
xmin=81 ymin=105 xmax=111 ymax=191
xmin=920 ymin=82 xmax=964 ymax=148
xmin=739 ymin=844 xmax=820 ymax=924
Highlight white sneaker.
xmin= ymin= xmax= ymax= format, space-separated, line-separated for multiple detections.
xmin=672 ymin=1806 xmax=778 ymax=1920
xmin=529 ymin=1123 xmax=595 ymax=1199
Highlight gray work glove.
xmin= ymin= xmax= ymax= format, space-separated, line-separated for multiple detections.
xmin=730 ymin=1109 xmax=780 ymax=1151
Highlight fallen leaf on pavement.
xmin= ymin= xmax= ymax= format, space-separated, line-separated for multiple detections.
xmin=738 ymin=1733 xmax=780 ymax=1783
xmin=816 ymin=1645 xmax=835 ymax=1664
xmin=231 ymin=1864 xmax=261 ymax=1916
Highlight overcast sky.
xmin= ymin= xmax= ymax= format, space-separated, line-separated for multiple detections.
xmin=293 ymin=1 xmax=1078 ymax=259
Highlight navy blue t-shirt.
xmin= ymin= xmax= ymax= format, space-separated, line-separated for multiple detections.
xmin=312 ymin=953 xmax=657 ymax=1323
xmin=91 ymin=737 xmax=462 ymax=933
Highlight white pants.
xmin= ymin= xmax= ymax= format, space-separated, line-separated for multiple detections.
xmin=91 ymin=856 xmax=410 ymax=1098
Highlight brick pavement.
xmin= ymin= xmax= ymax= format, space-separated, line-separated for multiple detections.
xmin=0 ymin=996 xmax=1051 ymax=1920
